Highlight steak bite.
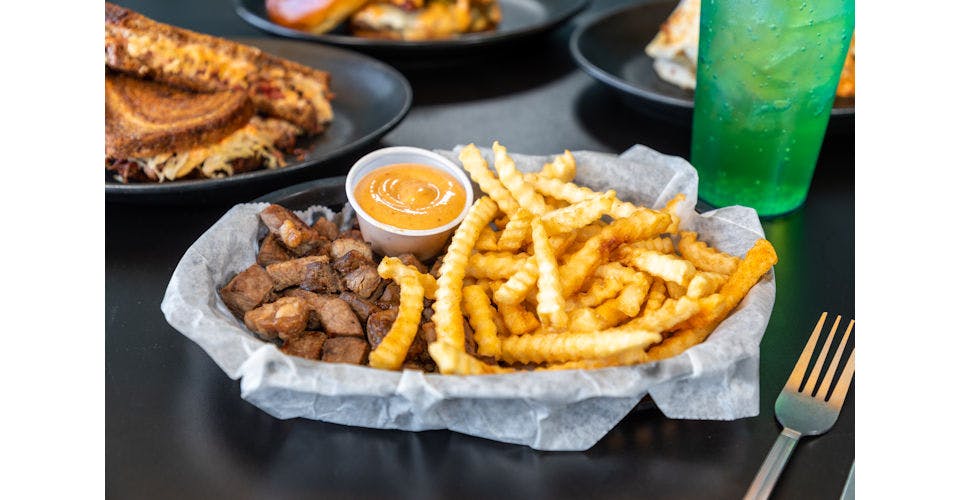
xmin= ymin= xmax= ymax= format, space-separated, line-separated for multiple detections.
xmin=397 ymin=253 xmax=428 ymax=274
xmin=338 ymin=228 xmax=364 ymax=241
xmin=281 ymin=289 xmax=335 ymax=330
xmin=265 ymin=255 xmax=329 ymax=290
xmin=311 ymin=216 xmax=339 ymax=241
xmin=321 ymin=337 xmax=369 ymax=364
xmin=220 ymin=264 xmax=275 ymax=317
xmin=281 ymin=331 xmax=327 ymax=360
xmin=243 ymin=296 xmax=310 ymax=340
xmin=332 ymin=249 xmax=374 ymax=275
xmin=377 ymin=280 xmax=401 ymax=306
xmin=259 ymin=204 xmax=325 ymax=256
xmin=317 ymin=298 xmax=364 ymax=337
xmin=329 ymin=237 xmax=373 ymax=261
xmin=343 ymin=265 xmax=382 ymax=298
xmin=339 ymin=291 xmax=380 ymax=323
xmin=302 ymin=259 xmax=342 ymax=293
xmin=366 ymin=308 xmax=397 ymax=350
xmin=257 ymin=233 xmax=295 ymax=266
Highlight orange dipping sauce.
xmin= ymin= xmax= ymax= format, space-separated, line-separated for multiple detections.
xmin=354 ymin=163 xmax=467 ymax=231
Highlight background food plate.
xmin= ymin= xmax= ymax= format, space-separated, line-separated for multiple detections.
xmin=233 ymin=0 xmax=588 ymax=56
xmin=106 ymin=38 xmax=412 ymax=204
xmin=569 ymin=0 xmax=855 ymax=128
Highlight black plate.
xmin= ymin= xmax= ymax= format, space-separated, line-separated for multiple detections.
xmin=570 ymin=0 xmax=855 ymax=127
xmin=106 ymin=38 xmax=411 ymax=204
xmin=234 ymin=0 xmax=588 ymax=55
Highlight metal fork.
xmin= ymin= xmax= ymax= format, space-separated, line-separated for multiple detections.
xmin=744 ymin=312 xmax=855 ymax=500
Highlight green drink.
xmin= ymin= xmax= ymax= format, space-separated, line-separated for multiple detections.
xmin=690 ymin=0 xmax=854 ymax=217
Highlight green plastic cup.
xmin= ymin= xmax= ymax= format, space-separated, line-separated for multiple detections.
xmin=690 ymin=0 xmax=854 ymax=217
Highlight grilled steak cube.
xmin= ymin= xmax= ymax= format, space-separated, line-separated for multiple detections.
xmin=429 ymin=255 xmax=444 ymax=279
xmin=338 ymin=229 xmax=364 ymax=241
xmin=330 ymin=237 xmax=373 ymax=261
xmin=377 ymin=280 xmax=401 ymax=305
xmin=302 ymin=259 xmax=342 ymax=293
xmin=420 ymin=321 xmax=437 ymax=345
xmin=343 ymin=265 xmax=382 ymax=298
xmin=339 ymin=291 xmax=380 ymax=323
xmin=317 ymin=297 xmax=364 ymax=337
xmin=333 ymin=249 xmax=374 ymax=275
xmin=220 ymin=264 xmax=274 ymax=317
xmin=281 ymin=332 xmax=327 ymax=360
xmin=311 ymin=217 xmax=339 ymax=241
xmin=281 ymin=289 xmax=335 ymax=330
xmin=397 ymin=253 xmax=428 ymax=274
xmin=366 ymin=308 xmax=397 ymax=350
xmin=259 ymin=204 xmax=325 ymax=256
xmin=257 ymin=233 xmax=295 ymax=266
xmin=463 ymin=318 xmax=477 ymax=356
xmin=243 ymin=297 xmax=310 ymax=341
xmin=265 ymin=255 xmax=329 ymax=290
xmin=321 ymin=337 xmax=369 ymax=365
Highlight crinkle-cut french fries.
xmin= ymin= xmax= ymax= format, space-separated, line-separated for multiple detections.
xmin=369 ymin=275 xmax=426 ymax=370
xmin=433 ymin=196 xmax=499 ymax=350
xmin=466 ymin=252 xmax=529 ymax=280
xmin=378 ymin=256 xmax=438 ymax=299
xmin=493 ymin=141 xmax=548 ymax=216
xmin=416 ymin=142 xmax=776 ymax=374
xmin=462 ymin=284 xmax=501 ymax=358
xmin=678 ymin=231 xmax=740 ymax=275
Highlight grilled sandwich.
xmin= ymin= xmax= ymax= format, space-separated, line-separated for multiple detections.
xmin=104 ymin=2 xmax=334 ymax=134
xmin=105 ymin=72 xmax=300 ymax=183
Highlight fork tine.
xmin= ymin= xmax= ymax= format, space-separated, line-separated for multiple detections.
xmin=785 ymin=312 xmax=828 ymax=392
xmin=802 ymin=315 xmax=842 ymax=395
xmin=828 ymin=348 xmax=856 ymax=409
xmin=815 ymin=319 xmax=854 ymax=400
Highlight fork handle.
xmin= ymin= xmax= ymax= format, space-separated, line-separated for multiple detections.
xmin=744 ymin=428 xmax=802 ymax=500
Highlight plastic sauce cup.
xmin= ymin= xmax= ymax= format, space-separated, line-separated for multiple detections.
xmin=345 ymin=146 xmax=474 ymax=261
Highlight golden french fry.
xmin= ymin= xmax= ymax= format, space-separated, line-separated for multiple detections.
xmin=642 ymin=278 xmax=667 ymax=315
xmin=627 ymin=296 xmax=700 ymax=332
xmin=539 ymin=342 xmax=652 ymax=371
xmin=541 ymin=190 xmax=615 ymax=235
xmin=560 ymin=208 xmax=672 ymax=296
xmin=568 ymin=307 xmax=603 ymax=333
xmin=686 ymin=271 xmax=728 ymax=299
xmin=368 ymin=275 xmax=425 ymax=370
xmin=500 ymin=328 xmax=662 ymax=364
xmin=492 ymin=142 xmax=548 ymax=215
xmin=497 ymin=302 xmax=541 ymax=335
xmin=572 ymin=276 xmax=624 ymax=308
xmin=661 ymin=193 xmax=686 ymax=233
xmin=648 ymin=239 xmax=777 ymax=361
xmin=621 ymin=249 xmax=697 ymax=286
xmin=594 ymin=262 xmax=646 ymax=285
xmin=677 ymin=231 xmax=740 ymax=275
xmin=497 ymin=209 xmax=533 ymax=251
xmin=428 ymin=342 xmax=514 ymax=375
xmin=433 ymin=197 xmax=499 ymax=350
xmin=462 ymin=284 xmax=502 ymax=358
xmin=618 ymin=237 xmax=676 ymax=255
xmin=377 ymin=256 xmax=439 ymax=300
xmin=493 ymin=233 xmax=576 ymax=306
xmin=475 ymin=225 xmax=500 ymax=252
xmin=466 ymin=251 xmax=529 ymax=280
xmin=531 ymin=217 xmax=568 ymax=330
xmin=459 ymin=144 xmax=520 ymax=216
xmin=666 ymin=280 xmax=687 ymax=299
xmin=539 ymin=150 xmax=576 ymax=182
xmin=615 ymin=281 xmax=653 ymax=317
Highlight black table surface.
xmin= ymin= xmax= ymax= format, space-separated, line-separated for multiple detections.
xmin=105 ymin=1 xmax=855 ymax=498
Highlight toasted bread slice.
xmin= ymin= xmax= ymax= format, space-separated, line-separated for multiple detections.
xmin=104 ymin=2 xmax=333 ymax=134
xmin=105 ymin=72 xmax=254 ymax=158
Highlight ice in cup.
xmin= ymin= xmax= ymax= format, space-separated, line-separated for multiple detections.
xmin=690 ymin=0 xmax=854 ymax=217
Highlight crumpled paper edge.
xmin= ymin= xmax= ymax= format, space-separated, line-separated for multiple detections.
xmin=160 ymin=144 xmax=775 ymax=451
